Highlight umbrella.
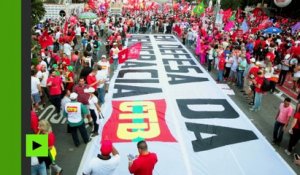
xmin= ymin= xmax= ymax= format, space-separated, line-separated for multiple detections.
xmin=262 ymin=27 xmax=282 ymax=34
xmin=78 ymin=12 xmax=98 ymax=19
xmin=291 ymin=22 xmax=300 ymax=34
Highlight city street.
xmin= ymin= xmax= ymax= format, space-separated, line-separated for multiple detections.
xmin=37 ymin=49 xmax=300 ymax=174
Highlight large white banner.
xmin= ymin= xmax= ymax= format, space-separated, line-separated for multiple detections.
xmin=78 ymin=35 xmax=295 ymax=175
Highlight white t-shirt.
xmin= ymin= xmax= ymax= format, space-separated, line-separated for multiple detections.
xmin=83 ymin=154 xmax=120 ymax=175
xmin=36 ymin=71 xmax=43 ymax=80
xmin=31 ymin=157 xmax=39 ymax=166
xmin=97 ymin=61 xmax=110 ymax=77
xmin=31 ymin=76 xmax=40 ymax=94
xmin=88 ymin=95 xmax=98 ymax=110
xmin=61 ymin=96 xmax=71 ymax=112
xmin=96 ymin=70 xmax=107 ymax=88
xmin=55 ymin=31 xmax=61 ymax=40
xmin=40 ymin=71 xmax=49 ymax=88
xmin=63 ymin=43 xmax=72 ymax=56
xmin=111 ymin=47 xmax=119 ymax=59
xmin=75 ymin=26 xmax=81 ymax=36
xmin=84 ymin=56 xmax=92 ymax=68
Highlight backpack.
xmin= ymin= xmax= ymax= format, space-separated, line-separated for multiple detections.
xmin=86 ymin=43 xmax=92 ymax=52
xmin=261 ymin=78 xmax=271 ymax=92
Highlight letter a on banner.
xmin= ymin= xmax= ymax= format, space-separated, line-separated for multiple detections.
xmin=185 ymin=122 xmax=258 ymax=152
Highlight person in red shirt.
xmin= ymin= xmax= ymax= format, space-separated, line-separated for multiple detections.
xmin=285 ymin=112 xmax=300 ymax=155
xmin=250 ymin=70 xmax=264 ymax=112
xmin=128 ymin=140 xmax=158 ymax=175
xmin=47 ymin=69 xmax=64 ymax=115
xmin=65 ymin=66 xmax=74 ymax=91
xmin=31 ymin=110 xmax=39 ymax=134
xmin=73 ymin=77 xmax=93 ymax=126
xmin=266 ymin=48 xmax=275 ymax=63
xmin=86 ymin=69 xmax=99 ymax=96
xmin=61 ymin=54 xmax=71 ymax=71
xmin=217 ymin=56 xmax=226 ymax=83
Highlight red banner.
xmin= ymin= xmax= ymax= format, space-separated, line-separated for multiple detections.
xmin=102 ymin=100 xmax=176 ymax=143
xmin=128 ymin=42 xmax=142 ymax=59
xmin=118 ymin=48 xmax=129 ymax=64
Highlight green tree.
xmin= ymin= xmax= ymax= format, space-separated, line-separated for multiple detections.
xmin=31 ymin=0 xmax=46 ymax=26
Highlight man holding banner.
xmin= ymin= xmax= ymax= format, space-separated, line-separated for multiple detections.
xmin=128 ymin=140 xmax=157 ymax=175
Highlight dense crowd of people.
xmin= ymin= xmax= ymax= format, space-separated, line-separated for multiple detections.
xmin=30 ymin=1 xmax=300 ymax=174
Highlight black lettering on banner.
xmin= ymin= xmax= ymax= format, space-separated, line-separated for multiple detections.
xmin=127 ymin=39 xmax=149 ymax=45
xmin=160 ymin=49 xmax=188 ymax=54
xmin=121 ymin=61 xmax=157 ymax=68
xmin=171 ymin=54 xmax=192 ymax=59
xmin=153 ymin=35 xmax=176 ymax=41
xmin=113 ymin=84 xmax=162 ymax=98
xmin=176 ymin=99 xmax=239 ymax=119
xmin=157 ymin=45 xmax=183 ymax=49
xmin=165 ymin=65 xmax=203 ymax=74
xmin=116 ymin=79 xmax=159 ymax=83
xmin=141 ymin=45 xmax=153 ymax=50
xmin=162 ymin=59 xmax=196 ymax=66
xmin=168 ymin=74 xmax=208 ymax=84
xmin=139 ymin=50 xmax=155 ymax=55
xmin=139 ymin=55 xmax=156 ymax=61
xmin=162 ymin=54 xmax=192 ymax=59
xmin=185 ymin=122 xmax=258 ymax=152
xmin=117 ymin=69 xmax=158 ymax=78
xmin=128 ymin=36 xmax=150 ymax=42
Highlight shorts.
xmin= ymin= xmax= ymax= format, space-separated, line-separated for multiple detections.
xmin=32 ymin=93 xmax=41 ymax=104
xmin=84 ymin=105 xmax=90 ymax=114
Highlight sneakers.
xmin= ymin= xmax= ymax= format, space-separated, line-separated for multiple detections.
xmin=285 ymin=149 xmax=292 ymax=156
xmin=91 ymin=132 xmax=99 ymax=137
xmin=249 ymin=107 xmax=257 ymax=112
xmin=85 ymin=138 xmax=92 ymax=144
xmin=88 ymin=121 xmax=94 ymax=127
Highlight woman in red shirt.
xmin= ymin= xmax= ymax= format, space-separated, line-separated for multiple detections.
xmin=47 ymin=69 xmax=64 ymax=115
xmin=65 ymin=66 xmax=74 ymax=91
xmin=87 ymin=69 xmax=99 ymax=93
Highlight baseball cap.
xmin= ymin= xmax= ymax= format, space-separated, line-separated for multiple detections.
xmin=67 ymin=66 xmax=73 ymax=71
xmin=100 ymin=140 xmax=113 ymax=156
xmin=70 ymin=92 xmax=78 ymax=100
xmin=84 ymin=87 xmax=95 ymax=93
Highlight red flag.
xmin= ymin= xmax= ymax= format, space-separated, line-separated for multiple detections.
xmin=63 ymin=20 xmax=68 ymax=35
xmin=128 ymin=42 xmax=142 ymax=59
xmin=118 ymin=48 xmax=129 ymax=64
xmin=38 ymin=31 xmax=54 ymax=49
